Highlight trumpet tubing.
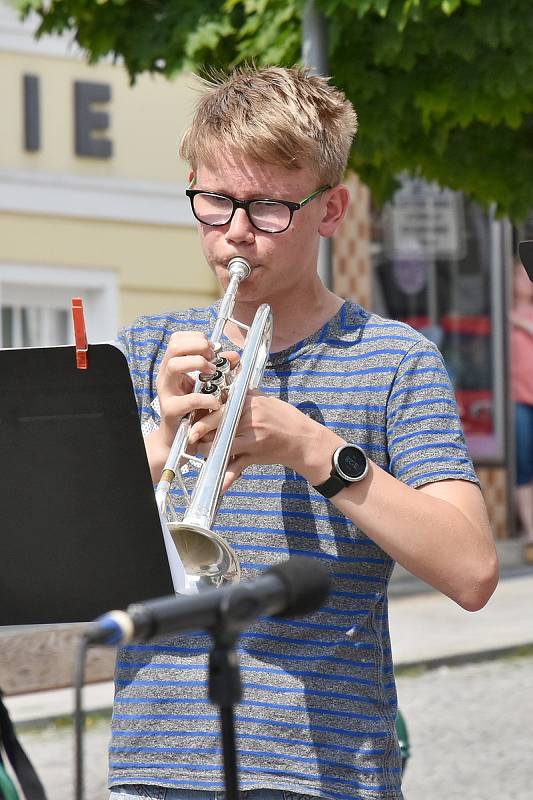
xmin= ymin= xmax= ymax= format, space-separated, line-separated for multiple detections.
xmin=155 ymin=257 xmax=273 ymax=594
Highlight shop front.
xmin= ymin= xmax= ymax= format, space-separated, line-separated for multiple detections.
xmin=334 ymin=175 xmax=513 ymax=540
xmin=372 ymin=177 xmax=512 ymax=539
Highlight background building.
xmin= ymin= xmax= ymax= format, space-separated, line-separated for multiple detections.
xmin=0 ymin=0 xmax=217 ymax=349
xmin=0 ymin=0 xmax=516 ymax=544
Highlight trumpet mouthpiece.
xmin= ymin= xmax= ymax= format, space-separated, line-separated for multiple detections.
xmin=227 ymin=257 xmax=252 ymax=280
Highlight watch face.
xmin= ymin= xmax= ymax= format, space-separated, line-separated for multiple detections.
xmin=335 ymin=445 xmax=368 ymax=481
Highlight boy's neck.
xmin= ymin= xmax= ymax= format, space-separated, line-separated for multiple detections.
xmin=227 ymin=283 xmax=345 ymax=353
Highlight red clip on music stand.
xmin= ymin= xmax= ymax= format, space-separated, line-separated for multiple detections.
xmin=71 ymin=297 xmax=88 ymax=370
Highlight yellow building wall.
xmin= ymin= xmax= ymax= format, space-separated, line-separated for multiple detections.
xmin=0 ymin=45 xmax=219 ymax=326
xmin=0 ymin=213 xmax=217 ymax=324
xmin=0 ymin=50 xmax=196 ymax=182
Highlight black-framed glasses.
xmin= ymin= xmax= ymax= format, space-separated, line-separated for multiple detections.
xmin=185 ymin=185 xmax=330 ymax=234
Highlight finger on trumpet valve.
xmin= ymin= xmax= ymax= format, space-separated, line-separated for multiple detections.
xmin=199 ymin=382 xmax=222 ymax=399
xmin=199 ymin=369 xmax=225 ymax=386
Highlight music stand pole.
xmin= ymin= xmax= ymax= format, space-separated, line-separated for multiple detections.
xmin=208 ymin=610 xmax=243 ymax=800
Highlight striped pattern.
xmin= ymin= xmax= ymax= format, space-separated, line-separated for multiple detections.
xmin=111 ymin=301 xmax=478 ymax=799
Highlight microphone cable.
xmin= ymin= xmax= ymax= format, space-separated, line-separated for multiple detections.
xmin=73 ymin=634 xmax=89 ymax=800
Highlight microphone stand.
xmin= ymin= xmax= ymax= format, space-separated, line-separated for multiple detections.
xmin=207 ymin=595 xmax=244 ymax=800
xmin=73 ymin=618 xmax=244 ymax=800
xmin=76 ymin=556 xmax=329 ymax=800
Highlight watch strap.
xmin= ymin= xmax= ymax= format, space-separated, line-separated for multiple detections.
xmin=313 ymin=472 xmax=349 ymax=498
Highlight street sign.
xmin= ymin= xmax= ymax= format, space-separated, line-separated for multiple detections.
xmin=384 ymin=178 xmax=466 ymax=261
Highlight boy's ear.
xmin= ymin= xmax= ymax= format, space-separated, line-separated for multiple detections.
xmin=318 ymin=184 xmax=351 ymax=238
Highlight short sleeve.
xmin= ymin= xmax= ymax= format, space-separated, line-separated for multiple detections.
xmin=386 ymin=339 xmax=479 ymax=488
xmin=116 ymin=318 xmax=162 ymax=432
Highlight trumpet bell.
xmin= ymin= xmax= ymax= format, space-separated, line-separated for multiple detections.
xmin=167 ymin=521 xmax=241 ymax=590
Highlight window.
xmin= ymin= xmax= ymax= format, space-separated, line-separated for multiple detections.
xmin=371 ymin=177 xmax=508 ymax=463
xmin=0 ymin=264 xmax=118 ymax=348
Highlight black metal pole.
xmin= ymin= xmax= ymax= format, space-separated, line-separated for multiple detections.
xmin=219 ymin=704 xmax=239 ymax=800
xmin=208 ymin=627 xmax=243 ymax=800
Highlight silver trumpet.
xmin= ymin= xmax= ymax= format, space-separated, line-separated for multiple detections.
xmin=155 ymin=256 xmax=273 ymax=593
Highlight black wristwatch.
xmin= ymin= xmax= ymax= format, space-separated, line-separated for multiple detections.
xmin=313 ymin=444 xmax=369 ymax=498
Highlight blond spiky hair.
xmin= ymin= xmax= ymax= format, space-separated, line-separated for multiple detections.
xmin=179 ymin=65 xmax=358 ymax=186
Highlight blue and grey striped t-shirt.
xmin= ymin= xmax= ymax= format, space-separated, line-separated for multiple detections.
xmin=110 ymin=299 xmax=478 ymax=800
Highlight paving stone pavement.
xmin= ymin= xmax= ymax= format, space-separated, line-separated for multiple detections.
xmin=397 ymin=654 xmax=533 ymax=800
xmin=8 ymin=653 xmax=533 ymax=800
xmin=13 ymin=717 xmax=110 ymax=800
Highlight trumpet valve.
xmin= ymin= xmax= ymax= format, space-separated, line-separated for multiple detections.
xmin=199 ymin=384 xmax=222 ymax=399
xmin=198 ymin=369 xmax=224 ymax=400
xmin=213 ymin=356 xmax=231 ymax=374
xmin=199 ymin=369 xmax=225 ymax=386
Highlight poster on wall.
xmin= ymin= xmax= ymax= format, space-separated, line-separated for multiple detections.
xmin=384 ymin=177 xmax=466 ymax=262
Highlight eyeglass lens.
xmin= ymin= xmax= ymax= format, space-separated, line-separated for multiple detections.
xmin=192 ymin=193 xmax=291 ymax=233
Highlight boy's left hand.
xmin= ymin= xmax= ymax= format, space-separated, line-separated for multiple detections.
xmin=188 ymin=390 xmax=340 ymax=492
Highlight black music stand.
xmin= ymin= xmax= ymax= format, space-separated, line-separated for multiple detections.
xmin=0 ymin=343 xmax=174 ymax=625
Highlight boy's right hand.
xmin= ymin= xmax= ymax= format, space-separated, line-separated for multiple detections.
xmin=155 ymin=331 xmax=240 ymax=449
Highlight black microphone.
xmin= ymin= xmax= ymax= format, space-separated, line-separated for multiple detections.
xmin=85 ymin=556 xmax=329 ymax=646
xmin=519 ymin=240 xmax=533 ymax=282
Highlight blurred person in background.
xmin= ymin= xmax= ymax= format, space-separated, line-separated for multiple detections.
xmin=510 ymin=259 xmax=533 ymax=543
